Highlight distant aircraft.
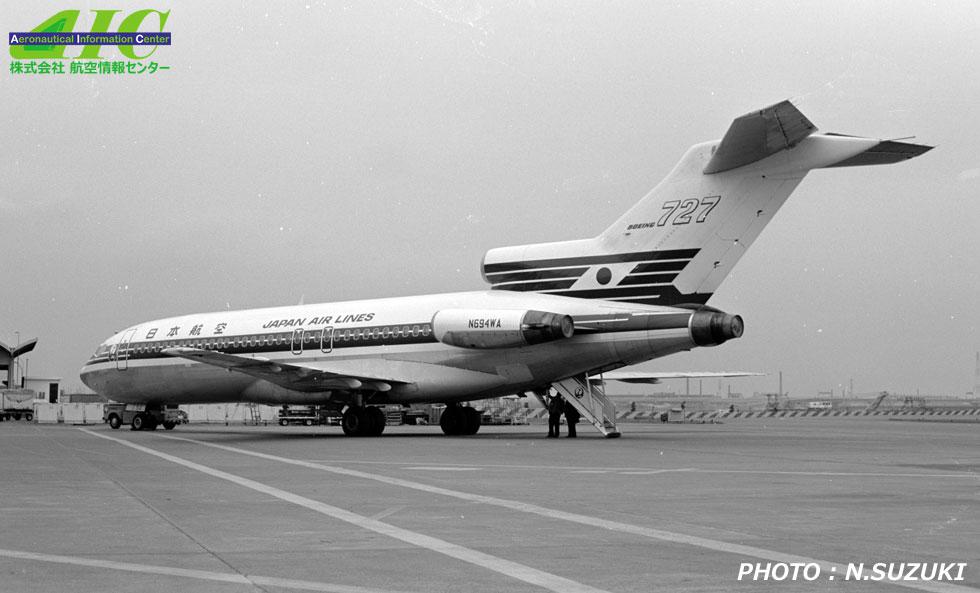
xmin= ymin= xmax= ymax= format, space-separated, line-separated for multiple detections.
xmin=80 ymin=101 xmax=931 ymax=437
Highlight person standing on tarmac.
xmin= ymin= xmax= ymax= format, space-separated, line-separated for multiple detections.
xmin=547 ymin=395 xmax=564 ymax=438
xmin=564 ymin=399 xmax=580 ymax=438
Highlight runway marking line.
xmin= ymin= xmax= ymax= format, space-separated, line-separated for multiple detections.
xmin=0 ymin=547 xmax=414 ymax=593
xmin=148 ymin=431 xmax=979 ymax=593
xmin=78 ymin=429 xmax=611 ymax=593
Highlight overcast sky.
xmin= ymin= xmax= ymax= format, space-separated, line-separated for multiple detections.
xmin=2 ymin=1 xmax=978 ymax=398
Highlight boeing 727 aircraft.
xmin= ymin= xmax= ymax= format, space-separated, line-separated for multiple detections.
xmin=80 ymin=101 xmax=931 ymax=437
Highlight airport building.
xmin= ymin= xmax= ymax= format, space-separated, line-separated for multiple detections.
xmin=21 ymin=377 xmax=62 ymax=403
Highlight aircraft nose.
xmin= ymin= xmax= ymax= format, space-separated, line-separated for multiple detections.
xmin=690 ymin=310 xmax=743 ymax=346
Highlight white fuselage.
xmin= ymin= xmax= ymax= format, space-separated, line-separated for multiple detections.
xmin=80 ymin=290 xmax=703 ymax=407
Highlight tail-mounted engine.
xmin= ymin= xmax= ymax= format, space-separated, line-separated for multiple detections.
xmin=432 ymin=309 xmax=574 ymax=349
xmin=689 ymin=310 xmax=743 ymax=347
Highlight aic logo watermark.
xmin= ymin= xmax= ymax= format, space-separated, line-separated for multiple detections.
xmin=8 ymin=9 xmax=171 ymax=76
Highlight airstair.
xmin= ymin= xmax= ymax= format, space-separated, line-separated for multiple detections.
xmin=551 ymin=373 xmax=621 ymax=438
xmin=245 ymin=403 xmax=263 ymax=425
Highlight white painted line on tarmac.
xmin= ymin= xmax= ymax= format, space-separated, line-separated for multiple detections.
xmin=79 ymin=429 xmax=611 ymax=593
xmin=301 ymin=458 xmax=978 ymax=480
xmin=156 ymin=433 xmax=980 ymax=593
xmin=619 ymin=468 xmax=696 ymax=475
xmin=0 ymin=547 xmax=412 ymax=593
xmin=691 ymin=469 xmax=980 ymax=479
xmin=404 ymin=466 xmax=480 ymax=471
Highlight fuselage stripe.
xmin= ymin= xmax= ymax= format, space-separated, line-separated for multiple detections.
xmin=617 ymin=273 xmax=679 ymax=286
xmin=85 ymin=322 xmax=439 ymax=367
xmin=484 ymin=267 xmax=589 ymax=284
xmin=482 ymin=249 xmax=700 ymax=274
xmin=489 ymin=279 xmax=577 ymax=292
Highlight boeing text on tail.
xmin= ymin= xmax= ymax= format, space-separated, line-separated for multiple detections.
xmin=80 ymin=101 xmax=931 ymax=437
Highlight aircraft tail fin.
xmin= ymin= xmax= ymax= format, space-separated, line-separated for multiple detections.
xmin=482 ymin=101 xmax=932 ymax=306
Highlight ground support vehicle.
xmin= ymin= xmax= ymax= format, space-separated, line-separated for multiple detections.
xmin=1 ymin=389 xmax=34 ymax=422
xmin=277 ymin=405 xmax=342 ymax=426
xmin=103 ymin=403 xmax=185 ymax=431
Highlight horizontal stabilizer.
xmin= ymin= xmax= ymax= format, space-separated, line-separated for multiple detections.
xmin=822 ymin=138 xmax=933 ymax=167
xmin=703 ymin=100 xmax=816 ymax=174
xmin=594 ymin=371 xmax=764 ymax=384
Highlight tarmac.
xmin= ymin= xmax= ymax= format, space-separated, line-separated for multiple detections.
xmin=1 ymin=418 xmax=977 ymax=593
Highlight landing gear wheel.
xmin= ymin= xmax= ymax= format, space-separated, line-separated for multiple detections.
xmin=108 ymin=414 xmax=122 ymax=429
xmin=366 ymin=407 xmax=386 ymax=436
xmin=343 ymin=406 xmax=386 ymax=436
xmin=24 ymin=412 xmax=33 ymax=422
xmin=462 ymin=407 xmax=482 ymax=435
xmin=145 ymin=416 xmax=159 ymax=431
xmin=440 ymin=406 xmax=481 ymax=436
xmin=162 ymin=421 xmax=177 ymax=430
xmin=342 ymin=406 xmax=365 ymax=436
xmin=439 ymin=406 xmax=463 ymax=435
xmin=279 ymin=418 xmax=288 ymax=426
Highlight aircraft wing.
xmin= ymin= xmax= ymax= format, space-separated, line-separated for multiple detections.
xmin=162 ymin=347 xmax=409 ymax=393
xmin=593 ymin=371 xmax=765 ymax=385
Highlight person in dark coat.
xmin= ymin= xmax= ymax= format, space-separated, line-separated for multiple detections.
xmin=547 ymin=395 xmax=564 ymax=438
xmin=564 ymin=399 xmax=581 ymax=437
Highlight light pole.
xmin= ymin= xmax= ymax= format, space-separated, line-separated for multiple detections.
xmin=13 ymin=331 xmax=20 ymax=388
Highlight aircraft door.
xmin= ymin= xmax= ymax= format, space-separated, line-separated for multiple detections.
xmin=321 ymin=326 xmax=333 ymax=353
xmin=115 ymin=328 xmax=137 ymax=370
xmin=291 ymin=329 xmax=304 ymax=355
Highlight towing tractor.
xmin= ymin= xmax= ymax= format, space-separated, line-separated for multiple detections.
xmin=103 ymin=403 xmax=185 ymax=430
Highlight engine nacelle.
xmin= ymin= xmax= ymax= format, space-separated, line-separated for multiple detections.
xmin=690 ymin=310 xmax=744 ymax=347
xmin=432 ymin=309 xmax=574 ymax=349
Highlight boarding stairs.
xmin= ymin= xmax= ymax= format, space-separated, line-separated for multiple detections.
xmin=245 ymin=403 xmax=263 ymax=425
xmin=551 ymin=373 xmax=621 ymax=438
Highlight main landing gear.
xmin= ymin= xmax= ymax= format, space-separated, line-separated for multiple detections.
xmin=341 ymin=405 xmax=386 ymax=437
xmin=439 ymin=405 xmax=481 ymax=436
